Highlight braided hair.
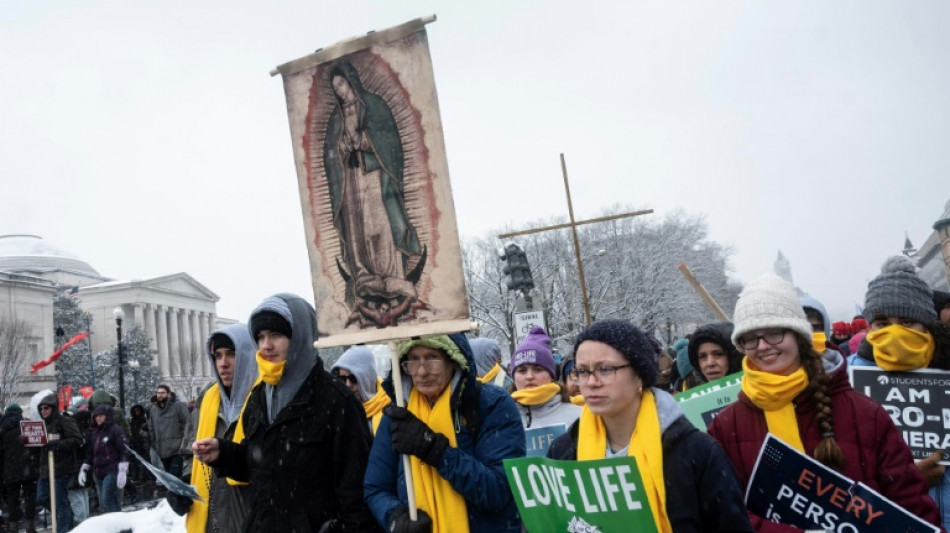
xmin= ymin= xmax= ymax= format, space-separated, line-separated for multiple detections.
xmin=795 ymin=334 xmax=846 ymax=472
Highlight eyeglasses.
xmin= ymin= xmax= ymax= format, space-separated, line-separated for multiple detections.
xmin=401 ymin=358 xmax=445 ymax=375
xmin=737 ymin=330 xmax=787 ymax=351
xmin=331 ymin=370 xmax=358 ymax=385
xmin=569 ymin=364 xmax=632 ymax=383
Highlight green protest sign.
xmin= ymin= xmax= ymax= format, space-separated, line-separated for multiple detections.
xmin=674 ymin=371 xmax=742 ymax=430
xmin=504 ymin=455 xmax=659 ymax=533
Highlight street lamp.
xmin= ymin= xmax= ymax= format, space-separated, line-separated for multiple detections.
xmin=128 ymin=360 xmax=140 ymax=407
xmin=113 ymin=307 xmax=126 ymax=412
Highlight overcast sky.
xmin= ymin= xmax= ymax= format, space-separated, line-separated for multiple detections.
xmin=2 ymin=1 xmax=948 ymax=326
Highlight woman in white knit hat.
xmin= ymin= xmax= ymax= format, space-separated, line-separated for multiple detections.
xmin=708 ymin=273 xmax=941 ymax=532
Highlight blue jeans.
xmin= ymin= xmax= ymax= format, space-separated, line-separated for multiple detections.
xmin=161 ymin=454 xmax=183 ymax=478
xmin=94 ymin=472 xmax=120 ymax=513
xmin=37 ymin=475 xmax=74 ymax=531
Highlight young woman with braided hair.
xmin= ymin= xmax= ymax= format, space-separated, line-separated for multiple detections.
xmin=708 ymin=273 xmax=942 ymax=533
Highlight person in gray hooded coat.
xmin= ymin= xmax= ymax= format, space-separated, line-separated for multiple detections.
xmin=167 ymin=323 xmax=258 ymax=531
xmin=331 ymin=346 xmax=390 ymax=435
xmin=192 ymin=293 xmax=378 ymax=532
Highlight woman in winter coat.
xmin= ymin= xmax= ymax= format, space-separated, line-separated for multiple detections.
xmin=364 ymin=333 xmax=526 ymax=533
xmin=547 ymin=319 xmax=753 ymax=533
xmin=707 ymin=272 xmax=942 ymax=532
xmin=846 ymin=256 xmax=950 ymax=531
xmin=508 ymin=326 xmax=581 ymax=431
xmin=79 ymin=405 xmax=129 ymax=514
xmin=687 ymin=322 xmax=743 ymax=384
xmin=192 ymin=293 xmax=378 ymax=532
xmin=0 ymin=404 xmax=40 ymax=533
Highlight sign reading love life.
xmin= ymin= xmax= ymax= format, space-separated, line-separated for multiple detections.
xmin=504 ymin=456 xmax=658 ymax=533
xmin=849 ymin=367 xmax=950 ymax=465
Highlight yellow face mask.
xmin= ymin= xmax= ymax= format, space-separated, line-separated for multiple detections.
xmin=812 ymin=332 xmax=828 ymax=353
xmin=866 ymin=324 xmax=934 ymax=371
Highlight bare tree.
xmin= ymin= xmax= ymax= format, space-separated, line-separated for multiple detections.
xmin=0 ymin=317 xmax=39 ymax=407
xmin=461 ymin=206 xmax=742 ymax=355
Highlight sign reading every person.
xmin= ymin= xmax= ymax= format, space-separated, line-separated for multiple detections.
xmin=674 ymin=372 xmax=743 ymax=431
xmin=849 ymin=367 xmax=950 ymax=465
xmin=504 ymin=455 xmax=659 ymax=533
xmin=747 ymin=434 xmax=939 ymax=533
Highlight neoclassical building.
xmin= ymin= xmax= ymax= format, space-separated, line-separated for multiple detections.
xmin=0 ymin=234 xmax=220 ymax=402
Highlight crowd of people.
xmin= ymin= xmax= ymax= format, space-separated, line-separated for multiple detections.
xmin=3 ymin=254 xmax=950 ymax=532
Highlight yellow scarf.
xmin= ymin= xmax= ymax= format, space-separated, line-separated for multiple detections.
xmin=407 ymin=387 xmax=469 ymax=533
xmin=363 ymin=378 xmax=391 ymax=435
xmin=478 ymin=363 xmax=500 ymax=384
xmin=740 ymin=358 xmax=809 ymax=453
xmin=577 ymin=390 xmax=671 ymax=533
xmin=812 ymin=332 xmax=828 ymax=353
xmin=511 ymin=382 xmax=561 ymax=406
xmin=867 ymin=325 xmax=935 ymax=371
xmin=569 ymin=394 xmax=585 ymax=406
xmin=185 ymin=384 xmax=219 ymax=533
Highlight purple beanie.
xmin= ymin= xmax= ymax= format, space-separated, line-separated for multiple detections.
xmin=509 ymin=326 xmax=557 ymax=378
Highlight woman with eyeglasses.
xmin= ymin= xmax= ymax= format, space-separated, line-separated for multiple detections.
xmin=364 ymin=334 xmax=525 ymax=533
xmin=508 ymin=326 xmax=581 ymax=430
xmin=708 ymin=273 xmax=942 ymax=532
xmin=547 ymin=319 xmax=754 ymax=533
xmin=332 ymin=345 xmax=391 ymax=435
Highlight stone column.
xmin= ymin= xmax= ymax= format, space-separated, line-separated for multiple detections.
xmin=189 ymin=310 xmax=201 ymax=376
xmin=206 ymin=313 xmax=217 ymax=377
xmin=144 ymin=304 xmax=158 ymax=365
xmin=134 ymin=303 xmax=145 ymax=328
xmin=181 ymin=310 xmax=194 ymax=376
xmin=156 ymin=305 xmax=170 ymax=378
xmin=168 ymin=308 xmax=181 ymax=376
xmin=197 ymin=312 xmax=209 ymax=377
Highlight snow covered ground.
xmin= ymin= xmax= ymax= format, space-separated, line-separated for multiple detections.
xmin=66 ymin=501 xmax=184 ymax=533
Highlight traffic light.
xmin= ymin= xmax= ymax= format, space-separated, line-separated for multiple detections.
xmin=500 ymin=243 xmax=535 ymax=293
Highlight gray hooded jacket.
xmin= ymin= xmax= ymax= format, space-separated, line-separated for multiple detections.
xmin=332 ymin=346 xmax=378 ymax=401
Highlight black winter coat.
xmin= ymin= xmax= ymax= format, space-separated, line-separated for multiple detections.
xmin=39 ymin=410 xmax=83 ymax=479
xmin=547 ymin=415 xmax=754 ymax=533
xmin=212 ymin=361 xmax=380 ymax=533
xmin=0 ymin=413 xmax=40 ymax=483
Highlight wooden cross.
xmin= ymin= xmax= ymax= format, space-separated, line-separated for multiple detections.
xmin=498 ymin=153 xmax=653 ymax=325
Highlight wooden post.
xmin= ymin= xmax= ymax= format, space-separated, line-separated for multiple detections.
xmin=388 ymin=341 xmax=418 ymax=521
xmin=677 ymin=263 xmax=730 ymax=322
xmin=48 ymin=450 xmax=57 ymax=533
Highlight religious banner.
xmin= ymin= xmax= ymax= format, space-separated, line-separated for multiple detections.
xmin=273 ymin=16 xmax=470 ymax=346
xmin=849 ymin=367 xmax=950 ymax=465
xmin=524 ymin=424 xmax=567 ymax=457
xmin=747 ymin=434 xmax=939 ymax=533
xmin=674 ymin=371 xmax=742 ymax=430
xmin=504 ymin=456 xmax=659 ymax=533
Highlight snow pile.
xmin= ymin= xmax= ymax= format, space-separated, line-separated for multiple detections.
xmin=71 ymin=501 xmax=185 ymax=533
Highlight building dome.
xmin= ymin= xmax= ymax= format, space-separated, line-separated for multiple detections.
xmin=0 ymin=234 xmax=102 ymax=277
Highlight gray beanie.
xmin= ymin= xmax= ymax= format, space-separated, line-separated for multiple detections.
xmin=863 ymin=256 xmax=936 ymax=326
xmin=731 ymin=273 xmax=813 ymax=347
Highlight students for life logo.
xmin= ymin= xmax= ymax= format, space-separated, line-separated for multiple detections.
xmin=566 ymin=516 xmax=602 ymax=533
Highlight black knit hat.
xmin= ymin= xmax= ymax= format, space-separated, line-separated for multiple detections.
xmin=573 ymin=319 xmax=658 ymax=388
xmin=863 ymin=256 xmax=936 ymax=326
xmin=250 ymin=310 xmax=292 ymax=340
xmin=210 ymin=332 xmax=235 ymax=353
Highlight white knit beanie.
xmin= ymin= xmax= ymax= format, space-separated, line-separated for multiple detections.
xmin=731 ymin=273 xmax=813 ymax=348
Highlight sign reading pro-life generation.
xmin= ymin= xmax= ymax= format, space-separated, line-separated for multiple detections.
xmin=504 ymin=456 xmax=658 ymax=533
xmin=849 ymin=367 xmax=950 ymax=465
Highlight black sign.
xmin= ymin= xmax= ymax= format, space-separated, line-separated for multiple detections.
xmin=850 ymin=367 xmax=950 ymax=464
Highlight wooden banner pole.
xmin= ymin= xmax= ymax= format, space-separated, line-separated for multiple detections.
xmin=677 ymin=263 xmax=730 ymax=322
xmin=388 ymin=341 xmax=418 ymax=521
xmin=48 ymin=449 xmax=57 ymax=533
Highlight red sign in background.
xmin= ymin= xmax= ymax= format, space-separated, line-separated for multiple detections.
xmin=19 ymin=420 xmax=47 ymax=447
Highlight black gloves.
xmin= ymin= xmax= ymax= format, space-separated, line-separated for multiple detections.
xmin=384 ymin=405 xmax=449 ymax=467
xmin=166 ymin=474 xmax=193 ymax=516
xmin=388 ymin=507 xmax=432 ymax=533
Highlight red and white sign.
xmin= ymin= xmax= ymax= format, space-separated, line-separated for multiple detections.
xmin=19 ymin=420 xmax=47 ymax=447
